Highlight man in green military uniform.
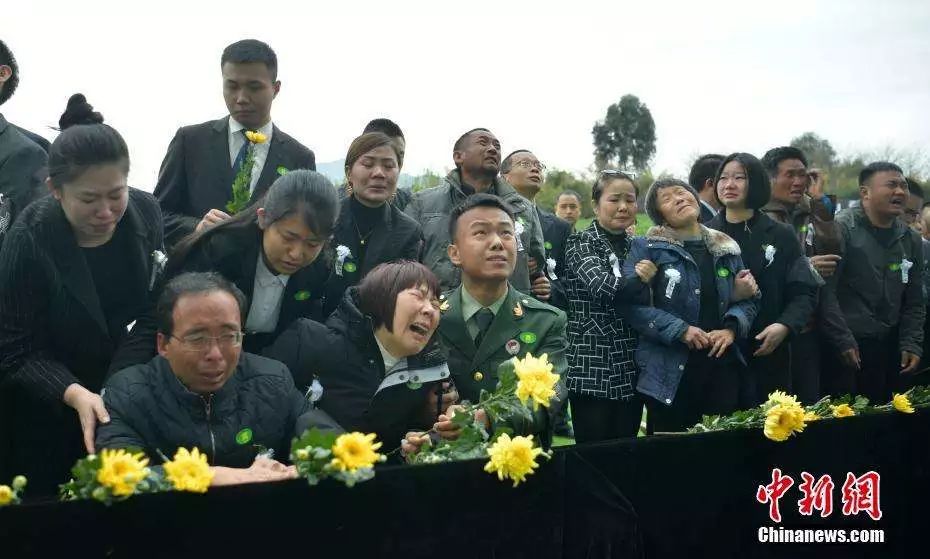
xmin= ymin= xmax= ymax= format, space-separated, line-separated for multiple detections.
xmin=437 ymin=193 xmax=568 ymax=443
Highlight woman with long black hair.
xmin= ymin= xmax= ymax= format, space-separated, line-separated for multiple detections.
xmin=0 ymin=94 xmax=164 ymax=493
xmin=167 ymin=169 xmax=339 ymax=354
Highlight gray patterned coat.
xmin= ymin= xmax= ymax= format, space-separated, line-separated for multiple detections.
xmin=562 ymin=221 xmax=641 ymax=400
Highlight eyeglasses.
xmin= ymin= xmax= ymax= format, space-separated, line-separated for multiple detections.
xmin=513 ymin=160 xmax=547 ymax=172
xmin=600 ymin=169 xmax=637 ymax=181
xmin=171 ymin=332 xmax=244 ymax=352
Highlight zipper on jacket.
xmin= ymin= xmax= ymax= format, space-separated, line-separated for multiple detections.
xmin=202 ymin=394 xmax=216 ymax=463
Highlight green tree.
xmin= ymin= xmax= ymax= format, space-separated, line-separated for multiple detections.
xmin=591 ymin=94 xmax=657 ymax=172
xmin=410 ymin=169 xmax=443 ymax=193
xmin=790 ymin=132 xmax=837 ymax=169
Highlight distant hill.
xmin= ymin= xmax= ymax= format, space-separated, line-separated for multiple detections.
xmin=316 ymin=159 xmax=415 ymax=189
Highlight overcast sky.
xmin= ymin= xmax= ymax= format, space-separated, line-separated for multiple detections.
xmin=5 ymin=0 xmax=929 ymax=190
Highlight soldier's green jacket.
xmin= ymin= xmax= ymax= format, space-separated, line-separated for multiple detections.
xmin=437 ymin=284 xmax=568 ymax=443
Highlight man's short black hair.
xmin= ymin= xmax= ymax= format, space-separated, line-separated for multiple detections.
xmin=688 ymin=153 xmax=725 ymax=192
xmin=500 ymin=149 xmax=532 ymax=174
xmin=761 ymin=146 xmax=809 ymax=178
xmin=363 ymin=118 xmax=404 ymax=139
xmin=907 ymin=177 xmax=924 ymax=199
xmin=156 ymin=272 xmax=247 ymax=337
xmin=859 ymin=161 xmax=904 ymax=187
xmin=0 ymin=40 xmax=20 ymax=106
xmin=221 ymin=39 xmax=278 ymax=81
xmin=557 ymin=190 xmax=583 ymax=204
xmin=453 ymin=128 xmax=492 ymax=152
xmin=448 ymin=193 xmax=515 ymax=241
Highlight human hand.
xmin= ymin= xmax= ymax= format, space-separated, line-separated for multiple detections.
xmin=634 ymin=260 xmax=658 ymax=283
xmin=196 ymin=209 xmax=231 ymax=232
xmin=733 ymin=270 xmax=758 ymax=301
xmin=901 ymin=351 xmax=921 ymax=374
xmin=63 ymin=383 xmax=110 ymax=453
xmin=680 ymin=326 xmax=710 ymax=350
xmin=809 ymin=254 xmax=841 ymax=278
xmin=531 ymin=275 xmax=551 ymax=301
xmin=528 ymin=257 xmax=538 ymax=275
xmin=707 ymin=328 xmax=736 ymax=358
xmin=754 ymin=323 xmax=790 ymax=356
xmin=808 ymin=169 xmax=825 ymax=198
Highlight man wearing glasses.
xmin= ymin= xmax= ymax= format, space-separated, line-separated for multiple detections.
xmin=96 ymin=272 xmax=340 ymax=486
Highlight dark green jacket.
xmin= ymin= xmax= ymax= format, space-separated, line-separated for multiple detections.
xmin=437 ymin=284 xmax=568 ymax=443
xmin=835 ymin=207 xmax=925 ymax=355
xmin=405 ymin=170 xmax=546 ymax=293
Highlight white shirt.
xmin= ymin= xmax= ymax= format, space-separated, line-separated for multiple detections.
xmin=244 ymin=253 xmax=290 ymax=333
xmin=228 ymin=117 xmax=274 ymax=194
xmin=375 ymin=335 xmax=407 ymax=374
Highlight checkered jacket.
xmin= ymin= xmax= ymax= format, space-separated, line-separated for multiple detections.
xmin=562 ymin=222 xmax=639 ymax=400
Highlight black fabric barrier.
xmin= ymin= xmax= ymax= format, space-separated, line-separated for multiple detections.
xmin=1 ymin=411 xmax=926 ymax=558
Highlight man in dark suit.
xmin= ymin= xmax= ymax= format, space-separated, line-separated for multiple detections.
xmin=688 ymin=153 xmax=724 ymax=223
xmin=154 ymin=39 xmax=316 ymax=247
xmin=0 ymin=40 xmax=48 ymax=242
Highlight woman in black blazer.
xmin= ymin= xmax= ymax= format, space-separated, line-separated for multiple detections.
xmin=167 ymin=170 xmax=339 ymax=354
xmin=322 ymin=132 xmax=423 ymax=316
xmin=0 ymin=95 xmax=165 ymax=494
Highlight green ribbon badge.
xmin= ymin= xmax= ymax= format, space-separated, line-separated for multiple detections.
xmin=294 ymin=290 xmax=311 ymax=301
xmin=716 ymin=267 xmax=730 ymax=278
xmin=890 ymin=263 xmax=901 ymax=271
xmin=544 ymin=241 xmax=553 ymax=250
xmin=799 ymin=225 xmax=808 ymax=233
xmin=235 ymin=428 xmax=253 ymax=445
xmin=519 ymin=331 xmax=537 ymax=344
xmin=276 ymin=165 xmax=289 ymax=176
xmin=344 ymin=262 xmax=358 ymax=273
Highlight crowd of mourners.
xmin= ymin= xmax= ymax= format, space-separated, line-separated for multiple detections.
xmin=1 ymin=39 xmax=926 ymax=496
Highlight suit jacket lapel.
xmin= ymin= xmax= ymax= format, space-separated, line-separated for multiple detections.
xmin=472 ymin=287 xmax=525 ymax=369
xmin=48 ymin=206 xmax=108 ymax=336
xmin=211 ymin=118 xmax=235 ymax=201
xmin=252 ymin=124 xmax=285 ymax=200
xmin=439 ymin=286 xmax=476 ymax=359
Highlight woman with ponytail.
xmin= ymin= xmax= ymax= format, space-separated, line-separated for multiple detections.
xmin=167 ymin=169 xmax=338 ymax=353
xmin=0 ymin=94 xmax=165 ymax=494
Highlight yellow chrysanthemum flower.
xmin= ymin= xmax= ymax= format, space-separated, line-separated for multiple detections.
xmin=831 ymin=404 xmax=856 ymax=418
xmin=484 ymin=433 xmax=545 ymax=487
xmin=765 ymin=390 xmax=800 ymax=409
xmin=892 ymin=393 xmax=915 ymax=414
xmin=96 ymin=449 xmax=150 ymax=497
xmin=244 ymin=131 xmax=267 ymax=144
xmin=295 ymin=448 xmax=310 ymax=461
xmin=163 ymin=448 xmax=213 ymax=493
xmin=513 ymin=353 xmax=560 ymax=410
xmin=803 ymin=411 xmax=820 ymax=422
xmin=763 ymin=403 xmax=807 ymax=442
xmin=0 ymin=485 xmax=13 ymax=506
xmin=329 ymin=432 xmax=384 ymax=472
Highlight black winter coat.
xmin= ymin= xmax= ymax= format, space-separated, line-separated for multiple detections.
xmin=267 ymin=288 xmax=450 ymax=448
xmin=708 ymin=211 xmax=820 ymax=338
xmin=321 ymin=196 xmax=422 ymax=317
xmin=96 ymin=353 xmax=339 ymax=466
xmin=167 ymin=223 xmax=330 ymax=354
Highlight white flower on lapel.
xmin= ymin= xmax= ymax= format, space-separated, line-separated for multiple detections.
xmin=514 ymin=219 xmax=526 ymax=252
xmin=307 ymin=377 xmax=324 ymax=404
xmin=901 ymin=258 xmax=914 ymax=284
xmin=335 ymin=245 xmax=352 ymax=276
xmin=608 ymin=253 xmax=622 ymax=278
xmin=149 ymin=249 xmax=168 ymax=290
xmin=763 ymin=244 xmax=776 ymax=267
xmin=546 ymin=257 xmax=558 ymax=280
xmin=664 ymin=268 xmax=682 ymax=299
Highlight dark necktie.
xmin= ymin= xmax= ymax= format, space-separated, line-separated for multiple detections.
xmin=232 ymin=129 xmax=249 ymax=171
xmin=473 ymin=307 xmax=494 ymax=348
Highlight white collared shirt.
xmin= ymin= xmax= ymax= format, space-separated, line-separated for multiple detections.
xmin=228 ymin=117 xmax=274 ymax=194
xmin=245 ymin=253 xmax=290 ymax=333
